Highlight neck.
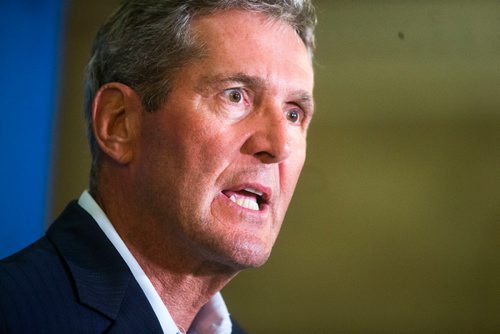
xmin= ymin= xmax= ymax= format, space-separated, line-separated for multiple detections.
xmin=92 ymin=186 xmax=237 ymax=330
xmin=135 ymin=253 xmax=235 ymax=330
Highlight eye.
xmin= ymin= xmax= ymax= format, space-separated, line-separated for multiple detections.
xmin=219 ymin=87 xmax=252 ymax=120
xmin=285 ymin=108 xmax=303 ymax=124
xmin=224 ymin=88 xmax=244 ymax=104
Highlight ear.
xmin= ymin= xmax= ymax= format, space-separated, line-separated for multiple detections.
xmin=92 ymin=83 xmax=142 ymax=165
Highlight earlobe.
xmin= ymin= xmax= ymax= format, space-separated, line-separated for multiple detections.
xmin=92 ymin=83 xmax=141 ymax=165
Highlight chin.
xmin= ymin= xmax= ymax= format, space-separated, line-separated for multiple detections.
xmin=224 ymin=241 xmax=275 ymax=270
xmin=187 ymin=213 xmax=280 ymax=270
xmin=202 ymin=238 xmax=274 ymax=271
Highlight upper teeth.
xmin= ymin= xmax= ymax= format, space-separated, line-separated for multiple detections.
xmin=230 ymin=194 xmax=259 ymax=211
xmin=244 ymin=188 xmax=263 ymax=196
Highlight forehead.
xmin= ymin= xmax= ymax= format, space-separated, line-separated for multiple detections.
xmin=187 ymin=10 xmax=314 ymax=93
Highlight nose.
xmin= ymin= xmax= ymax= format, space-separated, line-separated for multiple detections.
xmin=241 ymin=102 xmax=291 ymax=164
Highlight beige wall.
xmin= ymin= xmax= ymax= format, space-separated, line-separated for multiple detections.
xmin=52 ymin=1 xmax=500 ymax=332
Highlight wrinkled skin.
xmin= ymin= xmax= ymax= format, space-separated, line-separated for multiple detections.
xmin=131 ymin=10 xmax=315 ymax=270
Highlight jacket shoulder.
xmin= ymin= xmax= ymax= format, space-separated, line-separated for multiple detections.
xmin=0 ymin=203 xmax=112 ymax=333
xmin=0 ymin=236 xmax=63 ymax=296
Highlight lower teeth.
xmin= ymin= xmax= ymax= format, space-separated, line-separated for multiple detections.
xmin=230 ymin=195 xmax=259 ymax=211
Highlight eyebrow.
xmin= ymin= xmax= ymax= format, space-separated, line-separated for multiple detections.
xmin=199 ymin=72 xmax=314 ymax=112
xmin=200 ymin=73 xmax=265 ymax=89
xmin=292 ymin=91 xmax=315 ymax=115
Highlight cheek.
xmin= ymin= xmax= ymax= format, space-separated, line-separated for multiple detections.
xmin=187 ymin=127 xmax=233 ymax=178
xmin=280 ymin=140 xmax=306 ymax=190
xmin=172 ymin=123 xmax=236 ymax=209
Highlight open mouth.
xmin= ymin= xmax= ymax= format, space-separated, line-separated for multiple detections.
xmin=222 ymin=187 xmax=268 ymax=211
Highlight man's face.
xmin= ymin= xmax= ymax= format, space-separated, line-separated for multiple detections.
xmin=133 ymin=10 xmax=314 ymax=269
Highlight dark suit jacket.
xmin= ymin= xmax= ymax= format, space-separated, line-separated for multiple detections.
xmin=0 ymin=201 xmax=246 ymax=333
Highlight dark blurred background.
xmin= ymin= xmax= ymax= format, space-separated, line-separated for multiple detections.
xmin=2 ymin=0 xmax=499 ymax=332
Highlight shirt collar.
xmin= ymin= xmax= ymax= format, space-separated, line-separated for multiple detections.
xmin=78 ymin=190 xmax=232 ymax=334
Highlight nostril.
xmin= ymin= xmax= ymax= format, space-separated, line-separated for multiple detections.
xmin=253 ymin=150 xmax=279 ymax=164
xmin=255 ymin=150 xmax=275 ymax=158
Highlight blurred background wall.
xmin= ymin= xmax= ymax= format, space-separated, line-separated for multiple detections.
xmin=2 ymin=0 xmax=500 ymax=332
xmin=0 ymin=0 xmax=65 ymax=258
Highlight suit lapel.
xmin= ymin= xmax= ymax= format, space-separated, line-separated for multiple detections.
xmin=47 ymin=201 xmax=162 ymax=332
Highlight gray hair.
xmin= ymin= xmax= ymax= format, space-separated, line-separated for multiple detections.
xmin=84 ymin=0 xmax=317 ymax=192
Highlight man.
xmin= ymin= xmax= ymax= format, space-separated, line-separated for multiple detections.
xmin=0 ymin=0 xmax=316 ymax=333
